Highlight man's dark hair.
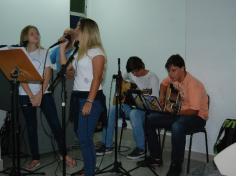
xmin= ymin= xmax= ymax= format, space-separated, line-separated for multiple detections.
xmin=126 ymin=56 xmax=145 ymax=73
xmin=165 ymin=54 xmax=185 ymax=71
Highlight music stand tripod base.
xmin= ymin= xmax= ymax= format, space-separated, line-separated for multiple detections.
xmin=127 ymin=93 xmax=160 ymax=176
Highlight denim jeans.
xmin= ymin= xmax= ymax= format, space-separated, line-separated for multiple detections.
xmin=19 ymin=93 xmax=64 ymax=160
xmin=75 ymin=99 xmax=103 ymax=176
xmin=102 ymin=104 xmax=145 ymax=150
xmin=146 ymin=112 xmax=206 ymax=164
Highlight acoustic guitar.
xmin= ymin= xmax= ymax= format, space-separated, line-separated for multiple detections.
xmin=164 ymin=83 xmax=181 ymax=114
xmin=113 ymin=80 xmax=151 ymax=105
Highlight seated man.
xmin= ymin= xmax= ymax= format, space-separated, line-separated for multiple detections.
xmin=96 ymin=56 xmax=160 ymax=160
xmin=143 ymin=54 xmax=208 ymax=176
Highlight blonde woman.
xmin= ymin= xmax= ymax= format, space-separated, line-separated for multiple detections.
xmin=60 ymin=18 xmax=106 ymax=176
xmin=19 ymin=25 xmax=76 ymax=170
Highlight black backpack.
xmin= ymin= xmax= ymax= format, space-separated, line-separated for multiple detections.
xmin=214 ymin=119 xmax=236 ymax=154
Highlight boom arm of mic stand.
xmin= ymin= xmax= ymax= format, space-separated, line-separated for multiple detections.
xmin=48 ymin=47 xmax=78 ymax=92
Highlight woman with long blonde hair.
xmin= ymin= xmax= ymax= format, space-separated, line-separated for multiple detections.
xmin=60 ymin=18 xmax=106 ymax=176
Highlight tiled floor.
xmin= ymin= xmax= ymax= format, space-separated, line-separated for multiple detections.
xmin=0 ymin=130 xmax=221 ymax=176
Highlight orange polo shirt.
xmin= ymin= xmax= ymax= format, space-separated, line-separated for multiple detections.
xmin=162 ymin=72 xmax=208 ymax=120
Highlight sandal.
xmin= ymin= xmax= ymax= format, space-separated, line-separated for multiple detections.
xmin=25 ymin=160 xmax=41 ymax=171
xmin=60 ymin=155 xmax=77 ymax=168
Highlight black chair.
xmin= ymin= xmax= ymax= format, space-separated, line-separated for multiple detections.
xmin=161 ymin=127 xmax=209 ymax=173
xmin=161 ymin=95 xmax=210 ymax=174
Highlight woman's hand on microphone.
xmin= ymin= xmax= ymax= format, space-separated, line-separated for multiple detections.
xmin=59 ymin=39 xmax=68 ymax=53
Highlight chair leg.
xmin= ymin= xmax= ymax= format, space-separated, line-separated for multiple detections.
xmin=187 ymin=134 xmax=193 ymax=174
xmin=161 ymin=129 xmax=167 ymax=159
xmin=204 ymin=131 xmax=209 ymax=163
xmin=157 ymin=128 xmax=163 ymax=164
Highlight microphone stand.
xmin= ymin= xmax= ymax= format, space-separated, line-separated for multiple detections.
xmin=127 ymin=93 xmax=160 ymax=176
xmin=48 ymin=44 xmax=79 ymax=176
xmin=96 ymin=58 xmax=131 ymax=176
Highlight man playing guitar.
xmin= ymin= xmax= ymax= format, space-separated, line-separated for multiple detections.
xmin=141 ymin=54 xmax=209 ymax=176
xmin=96 ymin=56 xmax=160 ymax=160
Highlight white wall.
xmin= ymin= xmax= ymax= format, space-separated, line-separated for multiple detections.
xmin=87 ymin=0 xmax=236 ymax=155
xmin=0 ymin=0 xmax=69 ymax=48
xmin=186 ymin=0 xmax=236 ymax=154
xmin=87 ymin=0 xmax=186 ymax=82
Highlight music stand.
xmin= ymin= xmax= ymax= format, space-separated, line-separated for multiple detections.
xmin=127 ymin=92 xmax=160 ymax=176
xmin=0 ymin=48 xmax=45 ymax=175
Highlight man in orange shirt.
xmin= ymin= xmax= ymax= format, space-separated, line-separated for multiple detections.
xmin=140 ymin=54 xmax=208 ymax=176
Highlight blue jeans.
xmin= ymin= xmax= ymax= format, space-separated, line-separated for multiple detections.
xmin=146 ymin=112 xmax=206 ymax=164
xmin=102 ymin=104 xmax=145 ymax=150
xmin=75 ymin=99 xmax=103 ymax=176
xmin=19 ymin=94 xmax=64 ymax=160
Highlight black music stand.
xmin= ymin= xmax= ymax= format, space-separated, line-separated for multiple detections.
xmin=95 ymin=58 xmax=131 ymax=176
xmin=0 ymin=48 xmax=45 ymax=175
xmin=127 ymin=92 xmax=161 ymax=176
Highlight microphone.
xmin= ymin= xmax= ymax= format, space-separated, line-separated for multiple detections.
xmin=22 ymin=40 xmax=28 ymax=47
xmin=11 ymin=41 xmax=28 ymax=47
xmin=0 ymin=41 xmax=28 ymax=48
xmin=0 ymin=45 xmax=7 ymax=48
xmin=73 ymin=40 xmax=79 ymax=48
xmin=49 ymin=35 xmax=71 ymax=49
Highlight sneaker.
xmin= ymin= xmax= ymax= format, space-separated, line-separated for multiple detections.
xmin=137 ymin=156 xmax=161 ymax=167
xmin=96 ymin=144 xmax=113 ymax=156
xmin=166 ymin=162 xmax=182 ymax=176
xmin=126 ymin=148 xmax=145 ymax=160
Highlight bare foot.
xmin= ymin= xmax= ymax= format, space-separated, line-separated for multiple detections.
xmin=60 ymin=155 xmax=77 ymax=168
xmin=25 ymin=160 xmax=40 ymax=171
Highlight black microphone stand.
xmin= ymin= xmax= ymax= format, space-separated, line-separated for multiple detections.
xmin=96 ymin=58 xmax=131 ymax=176
xmin=127 ymin=93 xmax=160 ymax=176
xmin=48 ymin=43 xmax=79 ymax=176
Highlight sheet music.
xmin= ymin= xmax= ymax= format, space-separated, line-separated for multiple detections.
xmin=132 ymin=94 xmax=163 ymax=112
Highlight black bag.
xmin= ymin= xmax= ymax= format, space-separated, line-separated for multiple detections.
xmin=214 ymin=119 xmax=236 ymax=154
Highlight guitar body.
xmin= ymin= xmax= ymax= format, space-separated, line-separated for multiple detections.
xmin=164 ymin=83 xmax=181 ymax=113
xmin=113 ymin=80 xmax=137 ymax=105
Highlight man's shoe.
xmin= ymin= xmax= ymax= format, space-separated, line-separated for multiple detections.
xmin=137 ymin=156 xmax=161 ymax=167
xmin=166 ymin=162 xmax=182 ymax=176
xmin=96 ymin=144 xmax=113 ymax=156
xmin=126 ymin=148 xmax=145 ymax=160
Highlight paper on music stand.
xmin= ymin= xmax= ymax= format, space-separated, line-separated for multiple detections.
xmin=132 ymin=94 xmax=162 ymax=112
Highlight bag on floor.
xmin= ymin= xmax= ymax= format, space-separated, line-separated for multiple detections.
xmin=214 ymin=119 xmax=236 ymax=154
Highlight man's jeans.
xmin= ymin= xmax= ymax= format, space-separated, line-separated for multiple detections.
xmin=102 ymin=104 xmax=145 ymax=150
xmin=146 ymin=112 xmax=206 ymax=163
